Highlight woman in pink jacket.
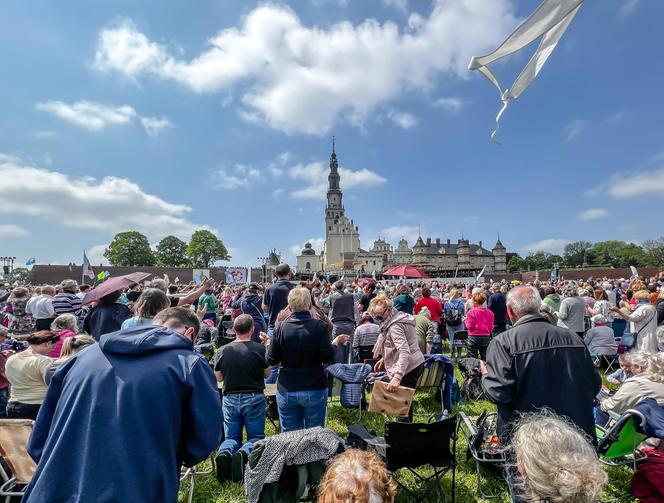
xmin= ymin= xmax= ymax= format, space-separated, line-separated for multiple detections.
xmin=48 ymin=313 xmax=78 ymax=358
xmin=369 ymin=295 xmax=424 ymax=383
xmin=465 ymin=291 xmax=494 ymax=360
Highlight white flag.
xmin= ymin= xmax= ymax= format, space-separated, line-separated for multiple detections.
xmin=82 ymin=252 xmax=95 ymax=280
xmin=476 ymin=265 xmax=487 ymax=281
xmin=469 ymin=0 xmax=584 ymax=143
xmin=629 ymin=266 xmax=639 ymax=281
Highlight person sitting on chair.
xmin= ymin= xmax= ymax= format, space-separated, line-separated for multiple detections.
xmin=597 ymin=351 xmax=664 ymax=425
xmin=214 ymin=314 xmax=270 ymax=483
xmin=511 ymin=413 xmax=607 ymax=503
xmin=317 ymin=449 xmax=397 ymax=503
xmin=583 ymin=314 xmax=618 ymax=356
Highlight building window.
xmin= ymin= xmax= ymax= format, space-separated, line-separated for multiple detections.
xmin=305 ymin=262 xmax=311 ymax=269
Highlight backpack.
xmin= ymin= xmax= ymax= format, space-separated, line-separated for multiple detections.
xmin=445 ymin=300 xmax=463 ymax=326
xmin=457 ymin=357 xmax=485 ymax=401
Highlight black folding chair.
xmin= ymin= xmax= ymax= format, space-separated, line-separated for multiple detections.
xmin=356 ymin=416 xmax=458 ymax=502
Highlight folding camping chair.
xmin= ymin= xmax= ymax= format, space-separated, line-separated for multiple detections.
xmin=264 ymin=384 xmax=280 ymax=431
xmin=0 ymin=419 xmax=36 ymax=503
xmin=596 ymin=408 xmax=648 ymax=468
xmin=452 ymin=330 xmax=468 ymax=358
xmin=325 ymin=363 xmax=372 ymax=422
xmin=592 ymin=353 xmax=619 ymax=374
xmin=353 ymin=416 xmax=458 ymax=502
xmin=458 ymin=411 xmax=508 ymax=499
xmin=180 ymin=456 xmax=215 ymax=503
xmin=414 ymin=360 xmax=446 ymax=417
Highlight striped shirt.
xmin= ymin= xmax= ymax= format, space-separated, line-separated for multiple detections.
xmin=52 ymin=292 xmax=83 ymax=319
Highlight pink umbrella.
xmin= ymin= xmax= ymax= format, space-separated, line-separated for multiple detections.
xmin=382 ymin=265 xmax=429 ymax=279
xmin=82 ymin=272 xmax=152 ymax=305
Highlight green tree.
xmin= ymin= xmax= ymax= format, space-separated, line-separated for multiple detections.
xmin=155 ymin=235 xmax=190 ymax=267
xmin=563 ymin=241 xmax=593 ymax=267
xmin=642 ymin=237 xmax=664 ymax=267
xmin=507 ymin=255 xmax=526 ymax=272
xmin=588 ymin=240 xmax=647 ymax=268
xmin=6 ymin=267 xmax=30 ymax=284
xmin=522 ymin=251 xmax=561 ymax=271
xmin=187 ymin=230 xmax=229 ymax=268
xmin=104 ymin=231 xmax=155 ymax=266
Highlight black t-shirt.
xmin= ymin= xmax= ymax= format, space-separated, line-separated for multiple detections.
xmin=214 ymin=341 xmax=267 ymax=394
xmin=359 ymin=292 xmax=376 ymax=313
xmin=168 ymin=296 xmax=179 ymax=308
xmin=126 ymin=291 xmax=141 ymax=303
xmin=263 ymin=280 xmax=294 ymax=328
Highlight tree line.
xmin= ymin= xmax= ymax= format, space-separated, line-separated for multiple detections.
xmin=507 ymin=238 xmax=664 ymax=272
xmin=103 ymin=230 xmax=230 ymax=268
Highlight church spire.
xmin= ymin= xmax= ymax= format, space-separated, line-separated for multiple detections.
xmin=328 ymin=136 xmax=341 ymax=192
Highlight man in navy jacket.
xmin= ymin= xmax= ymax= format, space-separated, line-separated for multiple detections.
xmin=25 ymin=307 xmax=223 ymax=502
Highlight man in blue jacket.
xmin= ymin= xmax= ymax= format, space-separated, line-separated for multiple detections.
xmin=24 ymin=307 xmax=223 ymax=503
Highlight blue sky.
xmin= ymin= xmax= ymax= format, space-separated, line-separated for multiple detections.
xmin=1 ymin=0 xmax=663 ymax=270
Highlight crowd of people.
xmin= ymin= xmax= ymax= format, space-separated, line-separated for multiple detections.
xmin=0 ymin=266 xmax=663 ymax=502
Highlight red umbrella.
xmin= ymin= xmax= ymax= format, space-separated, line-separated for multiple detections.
xmin=82 ymin=272 xmax=152 ymax=305
xmin=382 ymin=265 xmax=429 ymax=279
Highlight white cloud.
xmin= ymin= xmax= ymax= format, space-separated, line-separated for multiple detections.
xmin=433 ymin=97 xmax=465 ymax=112
xmin=522 ymin=238 xmax=569 ymax=254
xmin=288 ymin=161 xmax=386 ymax=199
xmin=212 ymin=163 xmax=262 ymax=189
xmin=564 ymin=119 xmax=587 ymax=141
xmin=463 ymin=215 xmax=479 ymax=222
xmin=86 ymin=244 xmax=110 ymax=266
xmin=94 ymin=2 xmax=518 ymax=134
xmin=289 ymin=237 xmax=325 ymax=260
xmin=140 ymin=116 xmax=173 ymax=136
xmin=271 ymin=188 xmax=284 ymax=197
xmin=35 ymin=100 xmax=136 ymax=131
xmin=387 ymin=111 xmax=417 ymax=129
xmin=32 ymin=130 xmax=57 ymax=139
xmin=379 ymin=225 xmax=420 ymax=243
xmin=0 ymin=224 xmax=29 ymax=237
xmin=578 ymin=208 xmax=609 ymax=221
xmin=602 ymin=168 xmax=664 ymax=199
xmin=0 ymin=154 xmax=214 ymax=240
xmin=620 ymin=0 xmax=639 ymax=16
xmin=383 ymin=0 xmax=408 ymax=12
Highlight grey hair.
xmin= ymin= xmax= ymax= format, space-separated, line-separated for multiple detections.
xmin=506 ymin=286 xmax=542 ymax=318
xmin=511 ymin=413 xmax=607 ymax=503
xmin=287 ymin=287 xmax=312 ymax=313
xmin=624 ymin=350 xmax=664 ymax=382
xmin=149 ymin=278 xmax=168 ymax=292
xmin=51 ymin=313 xmax=78 ymax=332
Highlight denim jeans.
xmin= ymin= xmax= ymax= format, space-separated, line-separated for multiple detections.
xmin=276 ymin=388 xmax=327 ymax=432
xmin=265 ymin=328 xmax=279 ymax=384
xmin=218 ymin=393 xmax=266 ymax=456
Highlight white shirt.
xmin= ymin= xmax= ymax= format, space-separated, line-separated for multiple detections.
xmin=26 ymin=295 xmax=55 ymax=319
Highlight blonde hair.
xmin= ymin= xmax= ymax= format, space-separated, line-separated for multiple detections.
xmin=60 ymin=334 xmax=96 ymax=358
xmin=625 ymin=351 xmax=664 ymax=383
xmin=472 ymin=291 xmax=487 ymax=306
xmin=317 ymin=449 xmax=396 ymax=503
xmin=368 ymin=293 xmax=393 ymax=317
xmin=287 ymin=286 xmax=312 ymax=313
xmin=449 ymin=288 xmax=460 ymax=300
xmin=633 ymin=289 xmax=651 ymax=301
xmin=51 ymin=313 xmax=78 ymax=332
xmin=511 ymin=413 xmax=607 ymax=503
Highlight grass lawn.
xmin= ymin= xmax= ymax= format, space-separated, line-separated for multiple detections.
xmin=179 ymin=385 xmax=636 ymax=503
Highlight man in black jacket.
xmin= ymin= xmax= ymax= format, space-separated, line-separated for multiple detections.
xmin=480 ymin=286 xmax=601 ymax=442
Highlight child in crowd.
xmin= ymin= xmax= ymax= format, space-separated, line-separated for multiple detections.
xmin=606 ymin=354 xmax=632 ymax=384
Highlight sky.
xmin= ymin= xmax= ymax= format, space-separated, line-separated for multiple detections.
xmin=1 ymin=0 xmax=663 ymax=270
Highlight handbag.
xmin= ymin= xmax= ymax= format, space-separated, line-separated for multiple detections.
xmin=368 ymin=380 xmax=415 ymax=417
xmin=619 ymin=311 xmax=654 ymax=350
